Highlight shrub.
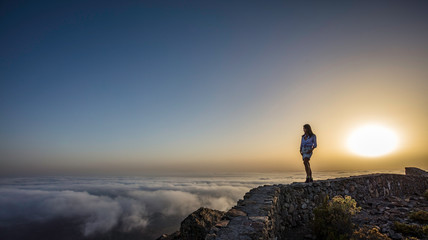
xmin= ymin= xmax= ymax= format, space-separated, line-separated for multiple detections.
xmin=409 ymin=210 xmax=428 ymax=223
xmin=351 ymin=226 xmax=391 ymax=240
xmin=312 ymin=195 xmax=361 ymax=240
xmin=393 ymin=221 xmax=426 ymax=238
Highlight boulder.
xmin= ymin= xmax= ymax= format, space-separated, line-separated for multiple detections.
xmin=156 ymin=231 xmax=180 ymax=240
xmin=405 ymin=167 xmax=428 ymax=177
xmin=180 ymin=207 xmax=225 ymax=240
xmin=157 ymin=207 xmax=225 ymax=240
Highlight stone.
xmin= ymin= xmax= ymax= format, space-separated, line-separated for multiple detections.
xmin=214 ymin=220 xmax=230 ymax=228
xmin=390 ymin=233 xmax=402 ymax=240
xmin=225 ymin=209 xmax=247 ymax=218
xmin=405 ymin=167 xmax=428 ymax=176
xmin=156 ymin=231 xmax=180 ymax=240
xmin=157 ymin=167 xmax=428 ymax=240
xmin=180 ymin=207 xmax=225 ymax=240
xmin=288 ymin=204 xmax=295 ymax=213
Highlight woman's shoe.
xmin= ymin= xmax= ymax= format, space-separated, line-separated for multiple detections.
xmin=305 ymin=178 xmax=310 ymax=183
xmin=309 ymin=177 xmax=314 ymax=182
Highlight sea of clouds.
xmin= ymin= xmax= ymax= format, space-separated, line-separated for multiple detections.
xmin=0 ymin=170 xmax=401 ymax=239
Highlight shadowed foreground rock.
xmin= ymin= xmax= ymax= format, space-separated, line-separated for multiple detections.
xmin=158 ymin=167 xmax=428 ymax=240
xmin=157 ymin=207 xmax=225 ymax=240
xmin=405 ymin=167 xmax=428 ymax=177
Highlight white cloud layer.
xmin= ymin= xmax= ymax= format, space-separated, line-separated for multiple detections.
xmin=0 ymin=174 xmax=272 ymax=236
xmin=0 ymin=170 xmax=396 ymax=237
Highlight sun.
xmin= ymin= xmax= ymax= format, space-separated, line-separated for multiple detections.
xmin=346 ymin=124 xmax=399 ymax=157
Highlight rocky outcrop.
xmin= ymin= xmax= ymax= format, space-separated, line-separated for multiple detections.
xmin=158 ymin=167 xmax=428 ymax=240
xmin=181 ymin=207 xmax=225 ymax=239
xmin=157 ymin=207 xmax=225 ymax=240
xmin=351 ymin=194 xmax=427 ymax=239
xmin=405 ymin=167 xmax=428 ymax=177
xmin=157 ymin=231 xmax=180 ymax=240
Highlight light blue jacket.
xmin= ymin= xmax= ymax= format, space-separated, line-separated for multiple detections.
xmin=300 ymin=134 xmax=317 ymax=151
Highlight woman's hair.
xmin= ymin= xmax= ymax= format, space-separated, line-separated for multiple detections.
xmin=302 ymin=124 xmax=315 ymax=137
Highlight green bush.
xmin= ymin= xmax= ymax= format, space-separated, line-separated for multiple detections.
xmin=351 ymin=226 xmax=391 ymax=240
xmin=409 ymin=210 xmax=428 ymax=223
xmin=393 ymin=221 xmax=426 ymax=238
xmin=312 ymin=195 xmax=361 ymax=240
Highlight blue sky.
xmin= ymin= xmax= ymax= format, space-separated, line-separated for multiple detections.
xmin=1 ymin=0 xmax=428 ymax=175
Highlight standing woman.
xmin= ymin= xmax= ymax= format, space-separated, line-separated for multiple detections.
xmin=300 ymin=124 xmax=317 ymax=183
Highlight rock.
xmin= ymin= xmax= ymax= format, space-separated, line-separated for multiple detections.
xmin=289 ymin=204 xmax=295 ymax=213
xmin=156 ymin=231 xmax=180 ymax=240
xmin=390 ymin=232 xmax=402 ymax=240
xmin=304 ymin=233 xmax=315 ymax=239
xmin=405 ymin=167 xmax=428 ymax=176
xmin=214 ymin=220 xmax=230 ymax=228
xmin=157 ymin=207 xmax=225 ymax=240
xmin=225 ymin=209 xmax=247 ymax=219
xmin=180 ymin=207 xmax=225 ymax=240
xmin=161 ymin=167 xmax=428 ymax=240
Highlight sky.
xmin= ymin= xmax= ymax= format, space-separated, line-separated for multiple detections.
xmin=1 ymin=0 xmax=427 ymax=175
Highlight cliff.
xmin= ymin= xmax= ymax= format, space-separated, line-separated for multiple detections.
xmin=158 ymin=167 xmax=428 ymax=240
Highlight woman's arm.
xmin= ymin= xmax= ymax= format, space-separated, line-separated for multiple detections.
xmin=312 ymin=135 xmax=317 ymax=149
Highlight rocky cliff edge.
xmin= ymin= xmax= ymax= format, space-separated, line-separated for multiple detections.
xmin=158 ymin=167 xmax=428 ymax=240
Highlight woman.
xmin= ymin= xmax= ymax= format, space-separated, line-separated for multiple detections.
xmin=300 ymin=124 xmax=317 ymax=183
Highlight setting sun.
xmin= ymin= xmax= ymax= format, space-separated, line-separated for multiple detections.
xmin=347 ymin=124 xmax=399 ymax=157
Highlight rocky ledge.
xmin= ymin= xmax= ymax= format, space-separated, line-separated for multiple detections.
xmin=157 ymin=207 xmax=225 ymax=240
xmin=158 ymin=167 xmax=428 ymax=240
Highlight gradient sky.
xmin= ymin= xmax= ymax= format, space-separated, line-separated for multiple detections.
xmin=1 ymin=0 xmax=427 ymax=175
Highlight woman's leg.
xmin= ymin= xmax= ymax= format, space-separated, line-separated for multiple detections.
xmin=303 ymin=158 xmax=312 ymax=178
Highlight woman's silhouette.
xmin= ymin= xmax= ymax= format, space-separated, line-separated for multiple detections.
xmin=300 ymin=124 xmax=317 ymax=183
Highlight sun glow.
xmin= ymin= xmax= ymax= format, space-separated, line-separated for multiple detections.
xmin=347 ymin=124 xmax=399 ymax=157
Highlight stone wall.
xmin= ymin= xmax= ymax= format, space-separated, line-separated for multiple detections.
xmin=206 ymin=168 xmax=428 ymax=240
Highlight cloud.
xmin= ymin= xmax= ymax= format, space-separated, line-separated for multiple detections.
xmin=127 ymin=190 xmax=200 ymax=216
xmin=0 ymin=176 xmax=259 ymax=237
xmin=0 ymin=189 xmax=123 ymax=235
xmin=0 ymin=171 xmax=399 ymax=239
